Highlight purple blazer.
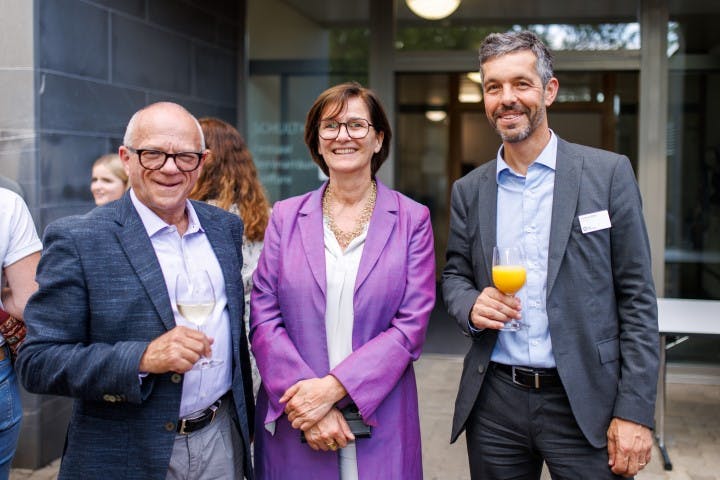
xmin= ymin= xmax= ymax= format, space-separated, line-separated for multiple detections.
xmin=250 ymin=180 xmax=435 ymax=479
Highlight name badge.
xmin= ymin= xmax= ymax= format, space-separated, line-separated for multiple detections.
xmin=578 ymin=210 xmax=611 ymax=234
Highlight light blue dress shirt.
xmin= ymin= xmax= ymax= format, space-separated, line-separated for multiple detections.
xmin=131 ymin=190 xmax=232 ymax=417
xmin=490 ymin=132 xmax=557 ymax=368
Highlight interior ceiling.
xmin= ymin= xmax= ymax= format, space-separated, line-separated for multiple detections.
xmin=278 ymin=0 xmax=719 ymax=26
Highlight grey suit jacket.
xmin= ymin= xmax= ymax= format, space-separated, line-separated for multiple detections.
xmin=442 ymin=137 xmax=659 ymax=448
xmin=17 ymin=193 xmax=255 ymax=479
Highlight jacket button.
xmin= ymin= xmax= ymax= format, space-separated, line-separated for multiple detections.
xmin=165 ymin=422 xmax=175 ymax=432
xmin=171 ymin=373 xmax=182 ymax=384
xmin=477 ymin=364 xmax=485 ymax=374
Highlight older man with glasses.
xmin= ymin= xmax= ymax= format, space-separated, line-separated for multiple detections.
xmin=17 ymin=102 xmax=254 ymax=480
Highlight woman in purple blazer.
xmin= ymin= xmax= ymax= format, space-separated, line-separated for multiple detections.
xmin=250 ymin=82 xmax=436 ymax=479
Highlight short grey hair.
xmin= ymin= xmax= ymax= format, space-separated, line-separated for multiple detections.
xmin=123 ymin=102 xmax=205 ymax=150
xmin=478 ymin=30 xmax=554 ymax=87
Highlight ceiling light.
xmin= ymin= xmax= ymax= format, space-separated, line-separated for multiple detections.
xmin=406 ymin=0 xmax=461 ymax=20
xmin=459 ymin=77 xmax=482 ymax=103
xmin=466 ymin=72 xmax=483 ymax=84
xmin=425 ymin=110 xmax=447 ymax=122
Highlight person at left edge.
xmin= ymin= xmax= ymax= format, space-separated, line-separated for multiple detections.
xmin=0 ymin=188 xmax=41 ymax=480
xmin=16 ymin=102 xmax=254 ymax=480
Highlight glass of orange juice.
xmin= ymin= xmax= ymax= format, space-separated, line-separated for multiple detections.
xmin=492 ymin=246 xmax=526 ymax=331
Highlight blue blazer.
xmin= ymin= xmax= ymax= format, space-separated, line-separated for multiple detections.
xmin=442 ymin=137 xmax=659 ymax=448
xmin=17 ymin=194 xmax=254 ymax=479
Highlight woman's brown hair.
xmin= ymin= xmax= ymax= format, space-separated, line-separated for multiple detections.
xmin=190 ymin=117 xmax=270 ymax=242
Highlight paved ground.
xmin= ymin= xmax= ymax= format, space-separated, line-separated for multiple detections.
xmin=417 ymin=354 xmax=720 ymax=480
xmin=10 ymin=353 xmax=720 ymax=479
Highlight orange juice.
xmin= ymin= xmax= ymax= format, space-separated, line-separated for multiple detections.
xmin=492 ymin=265 xmax=526 ymax=294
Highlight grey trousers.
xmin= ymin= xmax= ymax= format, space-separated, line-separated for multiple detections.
xmin=166 ymin=398 xmax=245 ymax=480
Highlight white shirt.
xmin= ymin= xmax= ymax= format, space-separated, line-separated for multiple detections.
xmin=324 ymin=219 xmax=365 ymax=480
xmin=0 ymin=188 xmax=42 ymax=344
xmin=130 ymin=190 xmax=231 ymax=417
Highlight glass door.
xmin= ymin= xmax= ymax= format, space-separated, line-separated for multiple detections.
xmin=396 ymin=71 xmax=639 ymax=276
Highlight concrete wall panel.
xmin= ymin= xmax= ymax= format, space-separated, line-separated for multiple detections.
xmin=39 ymin=73 xmax=145 ymax=133
xmin=39 ymin=0 xmax=108 ymax=79
xmin=112 ymin=15 xmax=192 ymax=94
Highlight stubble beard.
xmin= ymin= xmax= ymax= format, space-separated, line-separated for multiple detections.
xmin=493 ymin=105 xmax=546 ymax=144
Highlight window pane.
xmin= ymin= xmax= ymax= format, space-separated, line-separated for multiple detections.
xmin=665 ymin=13 xmax=720 ymax=300
xmin=665 ymin=5 xmax=720 ymax=367
xmin=396 ymin=23 xmax=640 ymax=52
xmin=397 ymin=74 xmax=450 ymax=277
xmin=247 ymin=1 xmax=369 ymax=202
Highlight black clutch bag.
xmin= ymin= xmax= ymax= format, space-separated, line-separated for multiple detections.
xmin=300 ymin=403 xmax=372 ymax=442
xmin=339 ymin=403 xmax=372 ymax=438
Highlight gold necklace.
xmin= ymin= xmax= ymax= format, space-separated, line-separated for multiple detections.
xmin=322 ymin=180 xmax=377 ymax=250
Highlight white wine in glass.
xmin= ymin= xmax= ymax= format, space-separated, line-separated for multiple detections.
xmin=492 ymin=246 xmax=526 ymax=332
xmin=177 ymin=303 xmax=215 ymax=326
xmin=175 ymin=269 xmax=222 ymax=369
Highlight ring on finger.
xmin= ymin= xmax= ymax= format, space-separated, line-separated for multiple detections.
xmin=326 ymin=440 xmax=338 ymax=450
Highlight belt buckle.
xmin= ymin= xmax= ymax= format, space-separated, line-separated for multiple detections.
xmin=178 ymin=403 xmax=219 ymax=435
xmin=512 ymin=366 xmax=540 ymax=389
xmin=178 ymin=418 xmax=191 ymax=435
xmin=208 ymin=403 xmax=218 ymax=424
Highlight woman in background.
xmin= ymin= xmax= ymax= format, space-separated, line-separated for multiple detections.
xmin=90 ymin=153 xmax=128 ymax=206
xmin=190 ymin=117 xmax=270 ymax=399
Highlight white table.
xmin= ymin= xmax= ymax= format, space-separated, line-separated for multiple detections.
xmin=655 ymin=297 xmax=720 ymax=470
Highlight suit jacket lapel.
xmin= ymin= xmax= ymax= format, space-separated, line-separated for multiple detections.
xmin=355 ymin=181 xmax=396 ymax=293
xmin=477 ymin=163 xmax=497 ymax=284
xmin=547 ymin=139 xmax=582 ymax=296
xmin=197 ymin=203 xmax=243 ymax=360
xmin=115 ymin=195 xmax=176 ymax=332
xmin=298 ymin=185 xmax=327 ymax=296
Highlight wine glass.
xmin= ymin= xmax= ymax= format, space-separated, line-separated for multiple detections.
xmin=175 ymin=269 xmax=222 ymax=368
xmin=492 ymin=246 xmax=526 ymax=332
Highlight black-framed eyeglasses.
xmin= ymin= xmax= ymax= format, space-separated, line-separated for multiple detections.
xmin=125 ymin=146 xmax=204 ymax=172
xmin=318 ymin=118 xmax=374 ymax=140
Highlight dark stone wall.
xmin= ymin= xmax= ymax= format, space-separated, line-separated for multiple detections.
xmin=34 ymin=0 xmax=241 ymax=228
xmin=3 ymin=0 xmax=243 ymax=468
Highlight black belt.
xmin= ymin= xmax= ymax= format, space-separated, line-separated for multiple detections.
xmin=177 ymin=395 xmax=225 ymax=435
xmin=491 ymin=362 xmax=563 ymax=389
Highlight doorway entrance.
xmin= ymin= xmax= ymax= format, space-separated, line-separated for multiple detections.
xmin=395 ymin=71 xmax=640 ymax=275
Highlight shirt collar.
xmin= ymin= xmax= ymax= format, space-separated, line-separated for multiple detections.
xmin=129 ymin=189 xmax=204 ymax=237
xmin=496 ymin=129 xmax=558 ymax=180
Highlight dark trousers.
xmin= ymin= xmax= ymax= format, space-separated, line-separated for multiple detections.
xmin=464 ymin=364 xmax=628 ymax=480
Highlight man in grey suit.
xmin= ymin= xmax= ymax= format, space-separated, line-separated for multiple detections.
xmin=442 ymin=31 xmax=659 ymax=479
xmin=17 ymin=102 xmax=254 ymax=479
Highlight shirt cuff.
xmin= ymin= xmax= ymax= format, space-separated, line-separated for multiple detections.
xmin=467 ymin=318 xmax=484 ymax=336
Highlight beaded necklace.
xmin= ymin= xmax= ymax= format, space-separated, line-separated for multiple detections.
xmin=322 ymin=180 xmax=377 ymax=250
